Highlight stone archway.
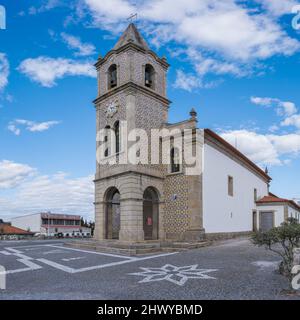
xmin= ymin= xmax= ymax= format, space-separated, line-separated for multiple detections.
xmin=105 ymin=187 xmax=120 ymax=239
xmin=143 ymin=187 xmax=159 ymax=240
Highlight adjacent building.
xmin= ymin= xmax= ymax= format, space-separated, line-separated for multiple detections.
xmin=11 ymin=213 xmax=91 ymax=237
xmin=93 ymin=23 xmax=299 ymax=242
xmin=256 ymin=193 xmax=300 ymax=232
xmin=0 ymin=222 xmax=34 ymax=240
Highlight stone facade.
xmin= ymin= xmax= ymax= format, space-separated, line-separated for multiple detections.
xmin=93 ymin=23 xmax=204 ymax=242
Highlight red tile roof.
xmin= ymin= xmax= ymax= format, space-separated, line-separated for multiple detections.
xmin=0 ymin=224 xmax=34 ymax=235
xmin=204 ymin=129 xmax=272 ymax=182
xmin=256 ymin=195 xmax=300 ymax=211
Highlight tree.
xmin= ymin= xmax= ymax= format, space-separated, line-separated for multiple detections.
xmin=80 ymin=217 xmax=85 ymax=227
xmin=88 ymin=220 xmax=95 ymax=236
xmin=252 ymin=218 xmax=300 ymax=282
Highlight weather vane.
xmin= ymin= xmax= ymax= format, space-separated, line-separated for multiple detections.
xmin=127 ymin=13 xmax=138 ymax=23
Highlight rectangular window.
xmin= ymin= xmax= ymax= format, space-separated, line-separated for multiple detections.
xmin=228 ymin=176 xmax=234 ymax=197
xmin=254 ymin=188 xmax=258 ymax=202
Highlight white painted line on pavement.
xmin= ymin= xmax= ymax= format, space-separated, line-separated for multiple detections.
xmin=62 ymin=257 xmax=85 ymax=262
xmin=37 ymin=258 xmax=75 ymax=274
xmin=43 ymin=249 xmax=66 ymax=255
xmin=9 ymin=243 xmax=64 ymax=249
xmin=17 ymin=259 xmax=43 ymax=270
xmin=36 ymin=252 xmax=178 ymax=274
xmin=0 ymin=250 xmax=12 ymax=255
xmin=46 ymin=245 xmax=137 ymax=260
xmin=5 ymin=247 xmax=22 ymax=254
xmin=0 ymin=259 xmax=42 ymax=275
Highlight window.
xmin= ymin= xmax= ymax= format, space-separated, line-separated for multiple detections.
xmin=228 ymin=176 xmax=234 ymax=197
xmin=114 ymin=121 xmax=120 ymax=154
xmin=254 ymin=188 xmax=258 ymax=202
xmin=145 ymin=64 xmax=155 ymax=89
xmin=104 ymin=126 xmax=110 ymax=157
xmin=170 ymin=147 xmax=180 ymax=173
xmin=108 ymin=64 xmax=117 ymax=89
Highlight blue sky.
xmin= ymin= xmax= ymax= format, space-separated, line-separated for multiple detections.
xmin=0 ymin=0 xmax=300 ymax=221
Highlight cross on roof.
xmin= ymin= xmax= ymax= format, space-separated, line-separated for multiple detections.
xmin=127 ymin=13 xmax=138 ymax=23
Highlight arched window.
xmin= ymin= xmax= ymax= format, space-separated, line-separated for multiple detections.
xmin=108 ymin=64 xmax=117 ymax=89
xmin=114 ymin=121 xmax=120 ymax=154
xmin=170 ymin=147 xmax=180 ymax=173
xmin=145 ymin=64 xmax=155 ymax=89
xmin=104 ymin=126 xmax=110 ymax=157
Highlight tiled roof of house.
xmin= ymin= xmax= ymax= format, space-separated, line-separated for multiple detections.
xmin=0 ymin=224 xmax=34 ymax=235
xmin=256 ymin=194 xmax=300 ymax=211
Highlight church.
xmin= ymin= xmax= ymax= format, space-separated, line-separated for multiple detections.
xmin=93 ymin=23 xmax=300 ymax=243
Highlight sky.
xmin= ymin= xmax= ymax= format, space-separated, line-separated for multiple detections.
xmin=0 ymin=0 xmax=300 ymax=221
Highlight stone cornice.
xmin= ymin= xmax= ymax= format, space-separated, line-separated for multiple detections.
xmin=95 ymin=43 xmax=169 ymax=70
xmin=94 ymin=170 xmax=164 ymax=183
xmin=93 ymin=82 xmax=171 ymax=106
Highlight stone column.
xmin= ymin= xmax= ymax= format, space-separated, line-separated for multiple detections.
xmin=184 ymin=128 xmax=205 ymax=241
xmin=119 ymin=197 xmax=144 ymax=242
xmin=158 ymin=200 xmax=166 ymax=240
xmin=118 ymin=175 xmax=145 ymax=242
xmin=184 ymin=174 xmax=205 ymax=241
xmin=94 ymin=200 xmax=106 ymax=240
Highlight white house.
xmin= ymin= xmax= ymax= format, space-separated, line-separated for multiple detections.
xmin=256 ymin=193 xmax=300 ymax=231
xmin=11 ymin=212 xmax=91 ymax=237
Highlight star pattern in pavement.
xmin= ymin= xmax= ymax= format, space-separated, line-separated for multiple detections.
xmin=129 ymin=264 xmax=218 ymax=286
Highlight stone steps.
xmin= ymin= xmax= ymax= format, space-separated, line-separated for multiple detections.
xmin=65 ymin=239 xmax=211 ymax=256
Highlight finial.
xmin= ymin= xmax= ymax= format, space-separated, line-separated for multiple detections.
xmin=190 ymin=108 xmax=197 ymax=120
xmin=265 ymin=166 xmax=269 ymax=175
xmin=127 ymin=13 xmax=138 ymax=24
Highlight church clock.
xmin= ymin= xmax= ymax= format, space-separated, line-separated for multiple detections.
xmin=106 ymin=100 xmax=119 ymax=118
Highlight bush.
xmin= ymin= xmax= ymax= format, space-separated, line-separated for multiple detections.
xmin=252 ymin=218 xmax=300 ymax=281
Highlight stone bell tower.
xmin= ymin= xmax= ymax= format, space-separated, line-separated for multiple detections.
xmin=93 ymin=23 xmax=170 ymax=242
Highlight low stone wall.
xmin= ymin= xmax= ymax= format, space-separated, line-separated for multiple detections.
xmin=205 ymin=231 xmax=253 ymax=241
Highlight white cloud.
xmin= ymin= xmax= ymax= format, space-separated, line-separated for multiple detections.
xmin=257 ymin=0 xmax=299 ymax=17
xmin=28 ymin=0 xmax=62 ymax=15
xmin=173 ymin=69 xmax=220 ymax=91
xmin=0 ymin=161 xmax=94 ymax=221
xmin=32 ymin=1 xmax=300 ymax=90
xmin=0 ymin=53 xmax=9 ymax=91
xmin=281 ymin=114 xmax=300 ymax=129
xmin=269 ymin=133 xmax=300 ymax=154
xmin=18 ymin=56 xmax=96 ymax=87
xmin=0 ymin=160 xmax=36 ymax=189
xmin=277 ymin=101 xmax=297 ymax=117
xmin=173 ymin=48 xmax=249 ymax=91
xmin=84 ymin=0 xmax=135 ymax=26
xmin=61 ymin=32 xmax=96 ymax=56
xmin=8 ymin=119 xmax=60 ymax=135
xmin=79 ymin=0 xmax=300 ymax=91
xmin=269 ymin=124 xmax=279 ymax=132
xmin=251 ymin=96 xmax=298 ymax=117
xmin=83 ymin=0 xmax=300 ymax=59
xmin=220 ymin=130 xmax=300 ymax=166
xmin=251 ymin=96 xmax=274 ymax=107
xmin=174 ymin=70 xmax=202 ymax=92
xmin=7 ymin=124 xmax=20 ymax=136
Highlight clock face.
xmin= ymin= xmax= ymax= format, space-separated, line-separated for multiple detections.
xmin=106 ymin=101 xmax=118 ymax=117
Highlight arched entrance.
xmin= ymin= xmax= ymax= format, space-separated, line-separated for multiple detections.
xmin=143 ymin=187 xmax=159 ymax=240
xmin=105 ymin=188 xmax=120 ymax=239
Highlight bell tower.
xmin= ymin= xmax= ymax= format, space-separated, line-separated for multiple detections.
xmin=94 ymin=23 xmax=170 ymax=242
